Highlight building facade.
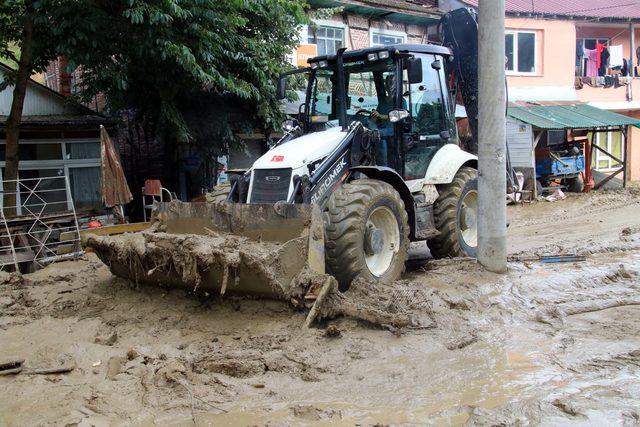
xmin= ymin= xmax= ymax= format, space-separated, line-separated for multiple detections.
xmin=0 ymin=64 xmax=108 ymax=215
xmin=297 ymin=0 xmax=440 ymax=58
xmin=445 ymin=0 xmax=640 ymax=181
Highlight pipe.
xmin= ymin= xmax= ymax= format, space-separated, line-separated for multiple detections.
xmin=477 ymin=0 xmax=507 ymax=273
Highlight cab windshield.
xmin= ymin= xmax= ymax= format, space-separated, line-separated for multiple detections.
xmin=308 ymin=59 xmax=398 ymax=129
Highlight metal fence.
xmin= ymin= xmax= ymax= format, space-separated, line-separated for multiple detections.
xmin=0 ymin=175 xmax=82 ymax=271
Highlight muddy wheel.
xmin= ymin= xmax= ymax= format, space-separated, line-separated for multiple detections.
xmin=324 ymin=179 xmax=410 ymax=291
xmin=428 ymin=166 xmax=478 ymax=259
xmin=206 ymin=184 xmax=231 ymax=204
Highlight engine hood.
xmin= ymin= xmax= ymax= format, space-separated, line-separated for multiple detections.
xmin=252 ymin=127 xmax=347 ymax=170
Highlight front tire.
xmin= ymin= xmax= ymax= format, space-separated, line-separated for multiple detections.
xmin=324 ymin=179 xmax=410 ymax=291
xmin=428 ymin=167 xmax=478 ymax=259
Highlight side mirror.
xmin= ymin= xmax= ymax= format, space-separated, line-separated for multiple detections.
xmin=407 ymin=58 xmax=423 ymax=84
xmin=276 ymin=76 xmax=287 ymax=100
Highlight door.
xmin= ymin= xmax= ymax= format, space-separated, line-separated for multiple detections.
xmin=403 ymin=53 xmax=451 ymax=181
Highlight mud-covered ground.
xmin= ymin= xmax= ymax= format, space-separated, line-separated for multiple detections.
xmin=1 ymin=188 xmax=640 ymax=426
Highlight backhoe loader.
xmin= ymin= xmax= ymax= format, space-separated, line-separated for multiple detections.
xmin=87 ymin=8 xmax=481 ymax=298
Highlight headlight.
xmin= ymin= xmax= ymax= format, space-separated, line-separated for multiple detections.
xmin=310 ymin=62 xmax=318 ymax=69
xmin=318 ymin=60 xmax=328 ymax=68
xmin=378 ymin=50 xmax=390 ymax=59
xmin=367 ymin=52 xmax=378 ymax=61
xmin=389 ymin=109 xmax=410 ymax=123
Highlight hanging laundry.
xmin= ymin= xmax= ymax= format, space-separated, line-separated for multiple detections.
xmin=599 ymin=49 xmax=610 ymax=76
xmin=596 ymin=42 xmax=606 ymax=69
xmin=609 ymin=45 xmax=624 ymax=67
xmin=597 ymin=44 xmax=609 ymax=76
xmin=584 ymin=48 xmax=598 ymax=77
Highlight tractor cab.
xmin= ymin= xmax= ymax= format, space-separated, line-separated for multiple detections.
xmin=278 ymin=44 xmax=458 ymax=181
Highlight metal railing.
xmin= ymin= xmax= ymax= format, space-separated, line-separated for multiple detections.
xmin=0 ymin=175 xmax=82 ymax=270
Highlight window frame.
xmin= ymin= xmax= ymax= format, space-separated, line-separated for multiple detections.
xmin=593 ymin=128 xmax=624 ymax=172
xmin=505 ymin=30 xmax=538 ymax=76
xmin=370 ymin=28 xmax=407 ymax=47
xmin=307 ymin=21 xmax=347 ymax=56
xmin=0 ymin=138 xmax=102 ymax=212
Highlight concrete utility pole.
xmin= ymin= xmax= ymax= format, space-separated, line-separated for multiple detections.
xmin=477 ymin=0 xmax=507 ymax=273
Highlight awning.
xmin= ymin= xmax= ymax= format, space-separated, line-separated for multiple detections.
xmin=507 ymin=104 xmax=640 ymax=130
xmin=307 ymin=0 xmax=442 ymax=25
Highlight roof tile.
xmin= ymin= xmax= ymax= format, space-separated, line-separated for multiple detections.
xmin=462 ymin=0 xmax=640 ymax=19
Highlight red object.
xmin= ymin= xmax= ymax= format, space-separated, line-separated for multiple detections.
xmin=143 ymin=179 xmax=162 ymax=196
xmin=596 ymin=42 xmax=606 ymax=69
xmin=88 ymin=219 xmax=103 ymax=229
xmin=271 ymin=155 xmax=284 ymax=162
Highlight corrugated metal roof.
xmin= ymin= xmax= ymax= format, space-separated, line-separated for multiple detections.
xmin=461 ymin=0 xmax=640 ymax=20
xmin=507 ymin=104 xmax=640 ymax=129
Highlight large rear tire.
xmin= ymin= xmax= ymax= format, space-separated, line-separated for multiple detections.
xmin=428 ymin=167 xmax=478 ymax=259
xmin=324 ymin=179 xmax=410 ymax=291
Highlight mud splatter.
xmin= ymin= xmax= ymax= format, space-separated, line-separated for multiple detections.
xmin=2 ymin=189 xmax=640 ymax=425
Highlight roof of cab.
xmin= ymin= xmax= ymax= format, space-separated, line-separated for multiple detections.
xmin=308 ymin=43 xmax=452 ymax=64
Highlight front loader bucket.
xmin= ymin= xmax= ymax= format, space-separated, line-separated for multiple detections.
xmin=85 ymin=201 xmax=326 ymax=300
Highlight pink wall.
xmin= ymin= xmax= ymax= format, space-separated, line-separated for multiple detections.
xmin=575 ymin=25 xmax=640 ymax=104
xmin=505 ymin=18 xmax=640 ymax=182
xmin=577 ymin=80 xmax=640 ymax=103
xmin=504 ymin=18 xmax=576 ymax=88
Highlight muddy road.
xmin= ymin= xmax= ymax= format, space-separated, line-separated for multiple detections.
xmin=1 ymin=189 xmax=640 ymax=426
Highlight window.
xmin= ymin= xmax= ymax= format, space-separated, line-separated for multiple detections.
xmin=308 ymin=26 xmax=344 ymax=56
xmin=65 ymin=142 xmax=100 ymax=159
xmin=576 ymin=38 xmax=609 ymax=77
xmin=410 ymin=57 xmax=446 ymax=137
xmin=69 ymin=167 xmax=102 ymax=210
xmin=592 ymin=129 xmax=623 ymax=171
xmin=404 ymin=53 xmax=449 ymax=180
xmin=17 ymin=169 xmax=67 ymax=214
xmin=371 ymin=31 xmax=406 ymax=46
xmin=0 ymin=138 xmax=103 ymax=212
xmin=310 ymin=69 xmax=334 ymax=117
xmin=505 ymin=31 xmax=537 ymax=74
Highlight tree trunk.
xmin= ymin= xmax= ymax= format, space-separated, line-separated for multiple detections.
xmin=4 ymin=18 xmax=35 ymax=217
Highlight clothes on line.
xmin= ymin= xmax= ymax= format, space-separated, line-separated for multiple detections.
xmin=599 ymin=47 xmax=610 ymax=77
xmin=584 ymin=48 xmax=599 ymax=77
xmin=609 ymin=44 xmax=624 ymax=67
xmin=575 ymin=75 xmax=631 ymax=89
xmin=596 ymin=42 xmax=606 ymax=69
